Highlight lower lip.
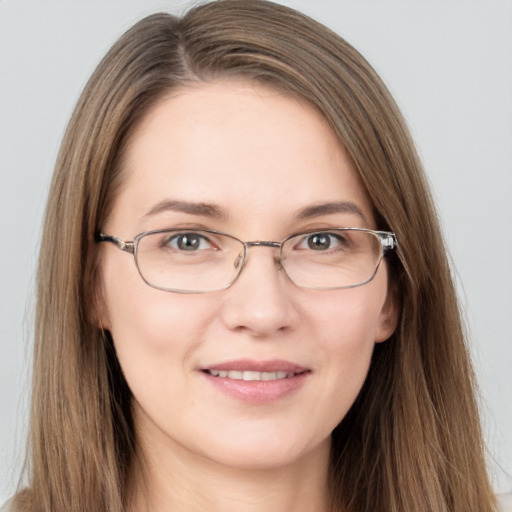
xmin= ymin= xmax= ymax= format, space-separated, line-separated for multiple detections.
xmin=201 ymin=371 xmax=309 ymax=403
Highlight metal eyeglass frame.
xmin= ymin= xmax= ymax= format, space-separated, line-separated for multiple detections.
xmin=95 ymin=227 xmax=397 ymax=293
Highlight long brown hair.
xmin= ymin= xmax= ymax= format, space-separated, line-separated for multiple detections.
xmin=13 ymin=1 xmax=495 ymax=511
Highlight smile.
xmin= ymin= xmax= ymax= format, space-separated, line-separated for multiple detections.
xmin=204 ymin=370 xmax=302 ymax=381
xmin=201 ymin=360 xmax=310 ymax=403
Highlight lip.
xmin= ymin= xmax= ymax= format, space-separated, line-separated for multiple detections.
xmin=200 ymin=359 xmax=310 ymax=404
xmin=203 ymin=358 xmax=307 ymax=373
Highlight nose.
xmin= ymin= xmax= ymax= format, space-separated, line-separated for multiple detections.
xmin=219 ymin=245 xmax=299 ymax=338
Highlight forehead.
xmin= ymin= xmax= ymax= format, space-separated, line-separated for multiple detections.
xmin=110 ymin=80 xmax=374 ymax=234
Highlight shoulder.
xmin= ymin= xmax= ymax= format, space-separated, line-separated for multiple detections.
xmin=497 ymin=492 xmax=512 ymax=512
xmin=0 ymin=498 xmax=16 ymax=512
xmin=0 ymin=501 xmax=13 ymax=512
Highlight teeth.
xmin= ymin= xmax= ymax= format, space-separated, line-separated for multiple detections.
xmin=207 ymin=370 xmax=298 ymax=381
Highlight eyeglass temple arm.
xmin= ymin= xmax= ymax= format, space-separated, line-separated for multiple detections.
xmin=378 ymin=232 xmax=397 ymax=253
xmin=95 ymin=233 xmax=135 ymax=254
xmin=94 ymin=230 xmax=396 ymax=255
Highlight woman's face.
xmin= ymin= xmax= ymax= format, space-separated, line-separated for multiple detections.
xmin=99 ymin=80 xmax=396 ymax=472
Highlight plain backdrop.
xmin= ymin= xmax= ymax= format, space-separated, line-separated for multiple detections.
xmin=1 ymin=0 xmax=511 ymax=503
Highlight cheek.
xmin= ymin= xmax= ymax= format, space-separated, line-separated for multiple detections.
xmin=100 ymin=255 xmax=215 ymax=382
xmin=309 ymin=280 xmax=387 ymax=353
xmin=317 ymin=295 xmax=377 ymax=384
xmin=103 ymin=285 xmax=222 ymax=430
xmin=304 ymin=280 xmax=388 ymax=415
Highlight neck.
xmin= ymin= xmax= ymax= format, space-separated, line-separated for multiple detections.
xmin=127 ymin=430 xmax=332 ymax=512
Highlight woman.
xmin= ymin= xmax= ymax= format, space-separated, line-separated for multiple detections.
xmin=4 ymin=1 xmax=501 ymax=511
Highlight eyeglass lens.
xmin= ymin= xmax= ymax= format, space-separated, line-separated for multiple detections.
xmin=134 ymin=229 xmax=385 ymax=293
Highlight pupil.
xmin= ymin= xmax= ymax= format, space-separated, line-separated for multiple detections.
xmin=178 ymin=234 xmax=199 ymax=251
xmin=308 ymin=234 xmax=330 ymax=250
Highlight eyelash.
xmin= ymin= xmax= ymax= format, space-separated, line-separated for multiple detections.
xmin=155 ymin=229 xmax=353 ymax=253
xmin=161 ymin=232 xmax=217 ymax=251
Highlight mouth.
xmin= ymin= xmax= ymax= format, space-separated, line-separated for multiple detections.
xmin=200 ymin=360 xmax=310 ymax=403
xmin=203 ymin=369 xmax=307 ymax=381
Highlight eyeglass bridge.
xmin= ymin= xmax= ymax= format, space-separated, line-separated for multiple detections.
xmin=244 ymin=241 xmax=281 ymax=248
xmin=95 ymin=228 xmax=398 ymax=293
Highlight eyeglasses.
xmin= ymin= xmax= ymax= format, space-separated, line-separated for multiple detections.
xmin=96 ymin=227 xmax=397 ymax=294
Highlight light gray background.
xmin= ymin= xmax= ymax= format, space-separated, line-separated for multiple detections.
xmin=1 ymin=0 xmax=511 ymax=503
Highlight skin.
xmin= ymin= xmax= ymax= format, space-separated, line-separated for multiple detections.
xmin=99 ymin=80 xmax=397 ymax=512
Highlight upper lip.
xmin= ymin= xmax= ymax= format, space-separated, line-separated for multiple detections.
xmin=201 ymin=359 xmax=309 ymax=373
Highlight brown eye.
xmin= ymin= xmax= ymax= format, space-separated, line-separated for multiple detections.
xmin=308 ymin=233 xmax=331 ymax=250
xmin=302 ymin=232 xmax=344 ymax=251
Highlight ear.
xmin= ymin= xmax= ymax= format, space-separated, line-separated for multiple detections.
xmin=89 ymin=244 xmax=111 ymax=331
xmin=94 ymin=287 xmax=111 ymax=331
xmin=374 ymin=289 xmax=399 ymax=343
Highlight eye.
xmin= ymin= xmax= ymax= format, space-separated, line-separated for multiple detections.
xmin=297 ymin=232 xmax=345 ymax=251
xmin=165 ymin=232 xmax=214 ymax=251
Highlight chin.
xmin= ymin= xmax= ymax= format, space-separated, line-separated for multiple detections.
xmin=194 ymin=429 xmax=332 ymax=472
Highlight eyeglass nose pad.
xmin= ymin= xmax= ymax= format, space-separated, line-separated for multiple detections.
xmin=234 ymin=251 xmax=244 ymax=270
xmin=276 ymin=255 xmax=285 ymax=273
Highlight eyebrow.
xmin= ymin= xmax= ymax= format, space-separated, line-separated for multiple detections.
xmin=295 ymin=201 xmax=368 ymax=223
xmin=144 ymin=199 xmax=227 ymax=220
xmin=143 ymin=199 xmax=367 ymax=224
